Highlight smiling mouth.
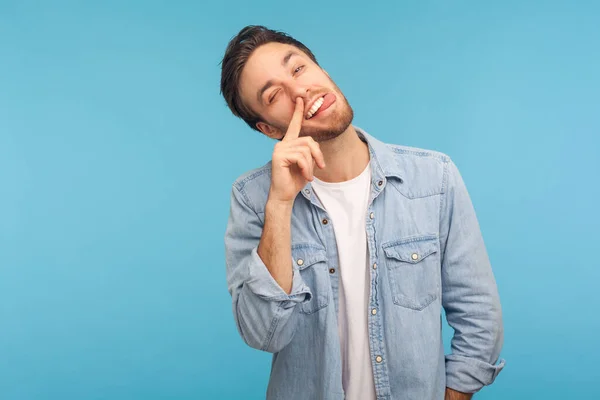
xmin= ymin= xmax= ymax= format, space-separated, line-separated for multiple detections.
xmin=305 ymin=96 xmax=325 ymax=119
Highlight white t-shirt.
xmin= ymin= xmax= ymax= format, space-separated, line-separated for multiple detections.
xmin=311 ymin=162 xmax=375 ymax=400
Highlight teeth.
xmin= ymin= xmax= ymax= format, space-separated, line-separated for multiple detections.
xmin=306 ymin=96 xmax=325 ymax=119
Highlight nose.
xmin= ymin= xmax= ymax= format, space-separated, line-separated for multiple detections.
xmin=286 ymin=80 xmax=311 ymax=103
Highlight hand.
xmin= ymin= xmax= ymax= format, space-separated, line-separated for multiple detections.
xmin=445 ymin=387 xmax=473 ymax=400
xmin=268 ymin=97 xmax=326 ymax=204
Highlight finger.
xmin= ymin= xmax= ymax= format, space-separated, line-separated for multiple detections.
xmin=285 ymin=149 xmax=313 ymax=181
xmin=302 ymin=137 xmax=326 ymax=169
xmin=300 ymin=149 xmax=314 ymax=181
xmin=301 ymin=155 xmax=314 ymax=181
xmin=282 ymin=97 xmax=304 ymax=142
xmin=287 ymin=152 xmax=312 ymax=181
xmin=286 ymin=146 xmax=312 ymax=164
xmin=284 ymin=141 xmax=325 ymax=170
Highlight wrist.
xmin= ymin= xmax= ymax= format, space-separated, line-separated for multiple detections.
xmin=445 ymin=388 xmax=473 ymax=400
xmin=266 ymin=194 xmax=295 ymax=214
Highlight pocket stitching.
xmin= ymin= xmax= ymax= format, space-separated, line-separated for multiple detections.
xmin=383 ymin=237 xmax=439 ymax=311
xmin=292 ymin=244 xmax=330 ymax=315
xmin=383 ymin=245 xmax=437 ymax=264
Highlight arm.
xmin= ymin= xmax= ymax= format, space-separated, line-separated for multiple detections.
xmin=257 ymin=199 xmax=295 ymax=294
xmin=445 ymin=387 xmax=473 ymax=400
xmin=224 ymin=185 xmax=311 ymax=353
xmin=224 ymin=98 xmax=326 ymax=353
xmin=439 ymin=158 xmax=505 ymax=394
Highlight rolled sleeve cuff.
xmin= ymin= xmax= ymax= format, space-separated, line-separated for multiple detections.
xmin=445 ymin=354 xmax=505 ymax=393
xmin=246 ymin=246 xmax=312 ymax=306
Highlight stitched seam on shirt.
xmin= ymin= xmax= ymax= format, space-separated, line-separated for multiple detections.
xmin=388 ymin=145 xmax=448 ymax=161
xmin=240 ymin=186 xmax=256 ymax=212
xmin=368 ymin=144 xmax=387 ymax=180
xmin=447 ymin=354 xmax=503 ymax=373
xmin=236 ymin=295 xmax=251 ymax=345
xmin=439 ymin=157 xmax=451 ymax=263
xmin=233 ymin=184 xmax=261 ymax=219
xmin=236 ymin=166 xmax=270 ymax=187
xmin=261 ymin=303 xmax=283 ymax=351
xmin=382 ymin=234 xmax=439 ymax=247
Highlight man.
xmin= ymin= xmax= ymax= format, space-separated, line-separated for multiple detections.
xmin=221 ymin=25 xmax=504 ymax=400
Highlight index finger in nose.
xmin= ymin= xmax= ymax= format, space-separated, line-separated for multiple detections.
xmin=283 ymin=98 xmax=304 ymax=142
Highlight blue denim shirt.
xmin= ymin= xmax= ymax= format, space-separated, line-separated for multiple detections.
xmin=224 ymin=127 xmax=505 ymax=400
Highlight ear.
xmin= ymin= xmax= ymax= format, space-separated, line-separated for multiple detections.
xmin=256 ymin=121 xmax=285 ymax=140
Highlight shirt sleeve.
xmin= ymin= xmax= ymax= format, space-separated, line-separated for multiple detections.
xmin=224 ymin=184 xmax=311 ymax=352
xmin=439 ymin=158 xmax=506 ymax=393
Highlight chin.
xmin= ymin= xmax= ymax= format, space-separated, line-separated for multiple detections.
xmin=302 ymin=106 xmax=354 ymax=143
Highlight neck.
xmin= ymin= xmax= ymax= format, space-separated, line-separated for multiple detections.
xmin=313 ymin=125 xmax=370 ymax=183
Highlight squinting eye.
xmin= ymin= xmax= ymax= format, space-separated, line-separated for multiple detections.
xmin=294 ymin=65 xmax=304 ymax=74
xmin=269 ymin=90 xmax=279 ymax=104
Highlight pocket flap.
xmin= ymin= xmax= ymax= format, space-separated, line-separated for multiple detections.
xmin=383 ymin=236 xmax=438 ymax=264
xmin=291 ymin=244 xmax=327 ymax=270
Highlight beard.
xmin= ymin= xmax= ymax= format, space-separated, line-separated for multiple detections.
xmin=298 ymin=89 xmax=354 ymax=143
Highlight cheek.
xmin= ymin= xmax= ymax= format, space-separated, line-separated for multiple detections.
xmin=268 ymin=101 xmax=295 ymax=125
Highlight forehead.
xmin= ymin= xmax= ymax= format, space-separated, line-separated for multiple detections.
xmin=239 ymin=42 xmax=307 ymax=101
xmin=245 ymin=42 xmax=302 ymax=76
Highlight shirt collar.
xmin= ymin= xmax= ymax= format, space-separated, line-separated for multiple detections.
xmin=354 ymin=126 xmax=404 ymax=181
xmin=300 ymin=126 xmax=403 ymax=201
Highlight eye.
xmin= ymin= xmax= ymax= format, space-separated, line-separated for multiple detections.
xmin=268 ymin=89 xmax=280 ymax=104
xmin=293 ymin=65 xmax=305 ymax=75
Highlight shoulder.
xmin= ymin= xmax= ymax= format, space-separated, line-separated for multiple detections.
xmin=386 ymin=142 xmax=450 ymax=163
xmin=230 ymin=161 xmax=272 ymax=213
xmin=358 ymin=128 xmax=452 ymax=182
xmin=375 ymin=138 xmax=454 ymax=198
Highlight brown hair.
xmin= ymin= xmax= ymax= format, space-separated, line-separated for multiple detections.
xmin=220 ymin=25 xmax=319 ymax=132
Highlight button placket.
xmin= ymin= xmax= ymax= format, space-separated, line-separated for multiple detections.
xmin=365 ymin=171 xmax=387 ymax=383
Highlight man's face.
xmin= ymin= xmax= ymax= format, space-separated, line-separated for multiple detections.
xmin=239 ymin=42 xmax=353 ymax=142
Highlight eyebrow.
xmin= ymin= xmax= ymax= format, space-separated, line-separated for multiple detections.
xmin=257 ymin=50 xmax=301 ymax=104
xmin=282 ymin=50 xmax=299 ymax=67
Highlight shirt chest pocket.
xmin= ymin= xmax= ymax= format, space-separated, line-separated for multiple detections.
xmin=382 ymin=235 xmax=440 ymax=311
xmin=292 ymin=244 xmax=330 ymax=315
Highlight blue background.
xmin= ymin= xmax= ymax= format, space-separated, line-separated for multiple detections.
xmin=1 ymin=1 xmax=599 ymax=399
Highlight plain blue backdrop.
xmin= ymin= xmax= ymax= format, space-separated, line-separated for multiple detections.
xmin=1 ymin=1 xmax=599 ymax=399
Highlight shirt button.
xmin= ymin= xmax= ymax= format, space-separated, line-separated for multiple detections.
xmin=411 ymin=253 xmax=419 ymax=260
xmin=373 ymin=263 xmax=377 ymax=269
xmin=376 ymin=356 xmax=383 ymax=363
xmin=369 ymin=212 xmax=374 ymax=219
xmin=371 ymin=308 xmax=377 ymax=315
xmin=322 ymin=218 xmax=329 ymax=225
xmin=329 ymin=268 xmax=335 ymax=274
xmin=377 ymin=180 xmax=383 ymax=186
xmin=304 ymin=189 xmax=311 ymax=195
xmin=297 ymin=259 xmax=304 ymax=266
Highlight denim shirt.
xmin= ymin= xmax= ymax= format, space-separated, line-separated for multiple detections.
xmin=224 ymin=127 xmax=505 ymax=400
